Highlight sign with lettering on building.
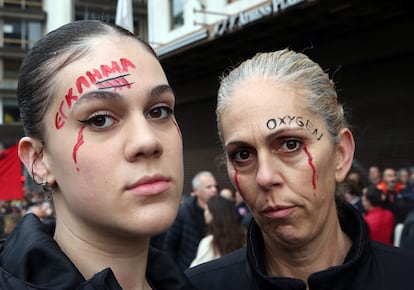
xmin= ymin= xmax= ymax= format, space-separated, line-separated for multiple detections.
xmin=212 ymin=0 xmax=305 ymax=38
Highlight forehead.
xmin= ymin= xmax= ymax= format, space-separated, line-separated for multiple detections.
xmin=225 ymin=77 xmax=303 ymax=115
xmin=200 ymin=175 xmax=216 ymax=184
xmin=221 ymin=77 xmax=322 ymax=137
xmin=53 ymin=36 xmax=164 ymax=91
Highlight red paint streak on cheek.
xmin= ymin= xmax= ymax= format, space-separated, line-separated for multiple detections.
xmin=231 ymin=162 xmax=244 ymax=199
xmin=171 ymin=119 xmax=182 ymax=139
xmin=72 ymin=127 xmax=85 ymax=172
xmin=303 ymin=144 xmax=317 ymax=191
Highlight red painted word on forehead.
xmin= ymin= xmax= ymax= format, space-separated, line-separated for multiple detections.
xmin=55 ymin=58 xmax=136 ymax=129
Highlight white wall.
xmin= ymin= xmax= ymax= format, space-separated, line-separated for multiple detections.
xmin=44 ymin=0 xmax=74 ymax=33
xmin=148 ymin=0 xmax=265 ymax=49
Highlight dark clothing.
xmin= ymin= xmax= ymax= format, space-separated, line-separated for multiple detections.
xmin=400 ymin=209 xmax=414 ymax=251
xmin=349 ymin=197 xmax=365 ymax=215
xmin=186 ymin=202 xmax=414 ymax=290
xmin=163 ymin=196 xmax=207 ymax=271
xmin=0 ymin=214 xmax=193 ymax=290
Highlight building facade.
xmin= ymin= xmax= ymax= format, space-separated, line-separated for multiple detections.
xmin=148 ymin=0 xmax=414 ymax=194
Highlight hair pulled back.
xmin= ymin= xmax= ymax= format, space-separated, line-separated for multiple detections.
xmin=216 ymin=49 xmax=348 ymax=144
xmin=17 ymin=20 xmax=155 ymax=140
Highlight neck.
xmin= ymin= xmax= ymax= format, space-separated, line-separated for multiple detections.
xmin=264 ymin=215 xmax=351 ymax=283
xmin=54 ymin=217 xmax=152 ymax=290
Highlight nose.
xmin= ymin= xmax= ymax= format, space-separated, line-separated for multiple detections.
xmin=124 ymin=116 xmax=163 ymax=162
xmin=256 ymin=153 xmax=283 ymax=191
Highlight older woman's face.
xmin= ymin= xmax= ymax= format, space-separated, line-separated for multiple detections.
xmin=41 ymin=36 xmax=183 ymax=237
xmin=221 ymin=77 xmax=352 ymax=247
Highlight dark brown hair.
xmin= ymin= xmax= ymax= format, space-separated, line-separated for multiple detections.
xmin=18 ymin=19 xmax=156 ymax=140
xmin=207 ymin=195 xmax=246 ymax=256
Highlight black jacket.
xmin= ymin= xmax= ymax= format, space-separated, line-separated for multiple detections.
xmin=186 ymin=203 xmax=414 ymax=290
xmin=163 ymin=196 xmax=207 ymax=270
xmin=0 ymin=214 xmax=193 ymax=290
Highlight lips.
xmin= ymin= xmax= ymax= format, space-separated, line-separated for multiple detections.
xmin=126 ymin=175 xmax=171 ymax=196
xmin=261 ymin=205 xmax=296 ymax=219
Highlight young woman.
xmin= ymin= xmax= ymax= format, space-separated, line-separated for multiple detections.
xmin=0 ymin=20 xmax=192 ymax=290
xmin=186 ymin=49 xmax=414 ymax=289
xmin=190 ymin=195 xmax=245 ymax=267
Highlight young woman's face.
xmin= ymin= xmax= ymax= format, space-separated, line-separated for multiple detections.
xmin=221 ymin=77 xmax=351 ymax=247
xmin=42 ymin=36 xmax=183 ymax=238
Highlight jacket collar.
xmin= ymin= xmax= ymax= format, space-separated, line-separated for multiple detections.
xmin=0 ymin=214 xmax=192 ymax=290
xmin=246 ymin=202 xmax=371 ymax=289
xmin=0 ymin=214 xmax=87 ymax=289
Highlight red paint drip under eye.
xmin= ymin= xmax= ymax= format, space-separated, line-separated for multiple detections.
xmin=303 ymin=144 xmax=316 ymax=191
xmin=72 ymin=127 xmax=85 ymax=172
xmin=171 ymin=119 xmax=182 ymax=139
xmin=231 ymin=162 xmax=244 ymax=198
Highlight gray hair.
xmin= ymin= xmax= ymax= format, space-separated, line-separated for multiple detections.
xmin=192 ymin=171 xmax=214 ymax=190
xmin=216 ymin=48 xmax=348 ymax=145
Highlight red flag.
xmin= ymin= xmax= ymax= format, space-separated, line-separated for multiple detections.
xmin=0 ymin=143 xmax=23 ymax=200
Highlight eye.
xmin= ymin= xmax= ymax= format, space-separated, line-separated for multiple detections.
xmin=229 ymin=148 xmax=255 ymax=166
xmin=146 ymin=106 xmax=173 ymax=120
xmin=280 ymin=139 xmax=302 ymax=153
xmin=79 ymin=112 xmax=117 ymax=129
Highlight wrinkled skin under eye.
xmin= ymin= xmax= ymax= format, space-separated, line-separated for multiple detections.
xmin=147 ymin=106 xmax=173 ymax=120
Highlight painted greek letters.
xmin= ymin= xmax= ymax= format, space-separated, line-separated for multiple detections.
xmin=55 ymin=58 xmax=136 ymax=130
xmin=266 ymin=115 xmax=323 ymax=141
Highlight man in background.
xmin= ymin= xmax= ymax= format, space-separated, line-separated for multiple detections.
xmin=163 ymin=171 xmax=218 ymax=270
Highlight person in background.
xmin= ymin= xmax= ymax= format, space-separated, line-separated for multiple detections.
xmin=163 ymin=171 xmax=218 ymax=271
xmin=185 ymin=49 xmax=414 ymax=289
xmin=377 ymin=168 xmax=405 ymax=219
xmin=368 ymin=165 xmax=382 ymax=186
xmin=219 ymin=187 xmax=236 ymax=201
xmin=377 ymin=168 xmax=404 ymax=201
xmin=346 ymin=170 xmax=365 ymax=193
xmin=24 ymin=203 xmax=46 ymax=221
xmin=341 ymin=180 xmax=364 ymax=215
xmin=399 ymin=167 xmax=414 ymax=195
xmin=0 ymin=20 xmax=192 ymax=289
xmin=190 ymin=195 xmax=246 ymax=267
xmin=362 ymin=185 xmax=394 ymax=245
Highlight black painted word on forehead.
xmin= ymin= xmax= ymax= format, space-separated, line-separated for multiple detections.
xmin=96 ymin=73 xmax=134 ymax=90
xmin=266 ymin=115 xmax=323 ymax=141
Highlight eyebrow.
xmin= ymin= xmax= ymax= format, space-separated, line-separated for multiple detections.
xmin=224 ymin=127 xmax=307 ymax=150
xmin=72 ymin=84 xmax=174 ymax=110
xmin=73 ymin=91 xmax=123 ymax=108
xmin=149 ymin=84 xmax=174 ymax=99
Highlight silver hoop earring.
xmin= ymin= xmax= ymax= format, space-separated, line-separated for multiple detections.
xmin=42 ymin=180 xmax=54 ymax=193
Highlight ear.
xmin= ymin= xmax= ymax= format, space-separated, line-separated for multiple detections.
xmin=334 ymin=128 xmax=355 ymax=183
xmin=18 ymin=137 xmax=49 ymax=184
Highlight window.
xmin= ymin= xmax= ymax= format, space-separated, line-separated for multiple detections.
xmin=170 ymin=0 xmax=184 ymax=29
xmin=3 ymin=59 xmax=20 ymax=80
xmin=3 ymin=0 xmax=42 ymax=10
xmin=3 ymin=98 xmax=20 ymax=124
xmin=3 ymin=21 xmax=42 ymax=49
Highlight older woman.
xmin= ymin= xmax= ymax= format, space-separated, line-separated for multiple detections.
xmin=186 ymin=49 xmax=414 ymax=289
xmin=0 ymin=20 xmax=191 ymax=290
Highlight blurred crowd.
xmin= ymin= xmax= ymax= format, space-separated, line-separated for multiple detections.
xmin=340 ymin=165 xmax=414 ymax=247
xmin=0 ymin=189 xmax=55 ymax=239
